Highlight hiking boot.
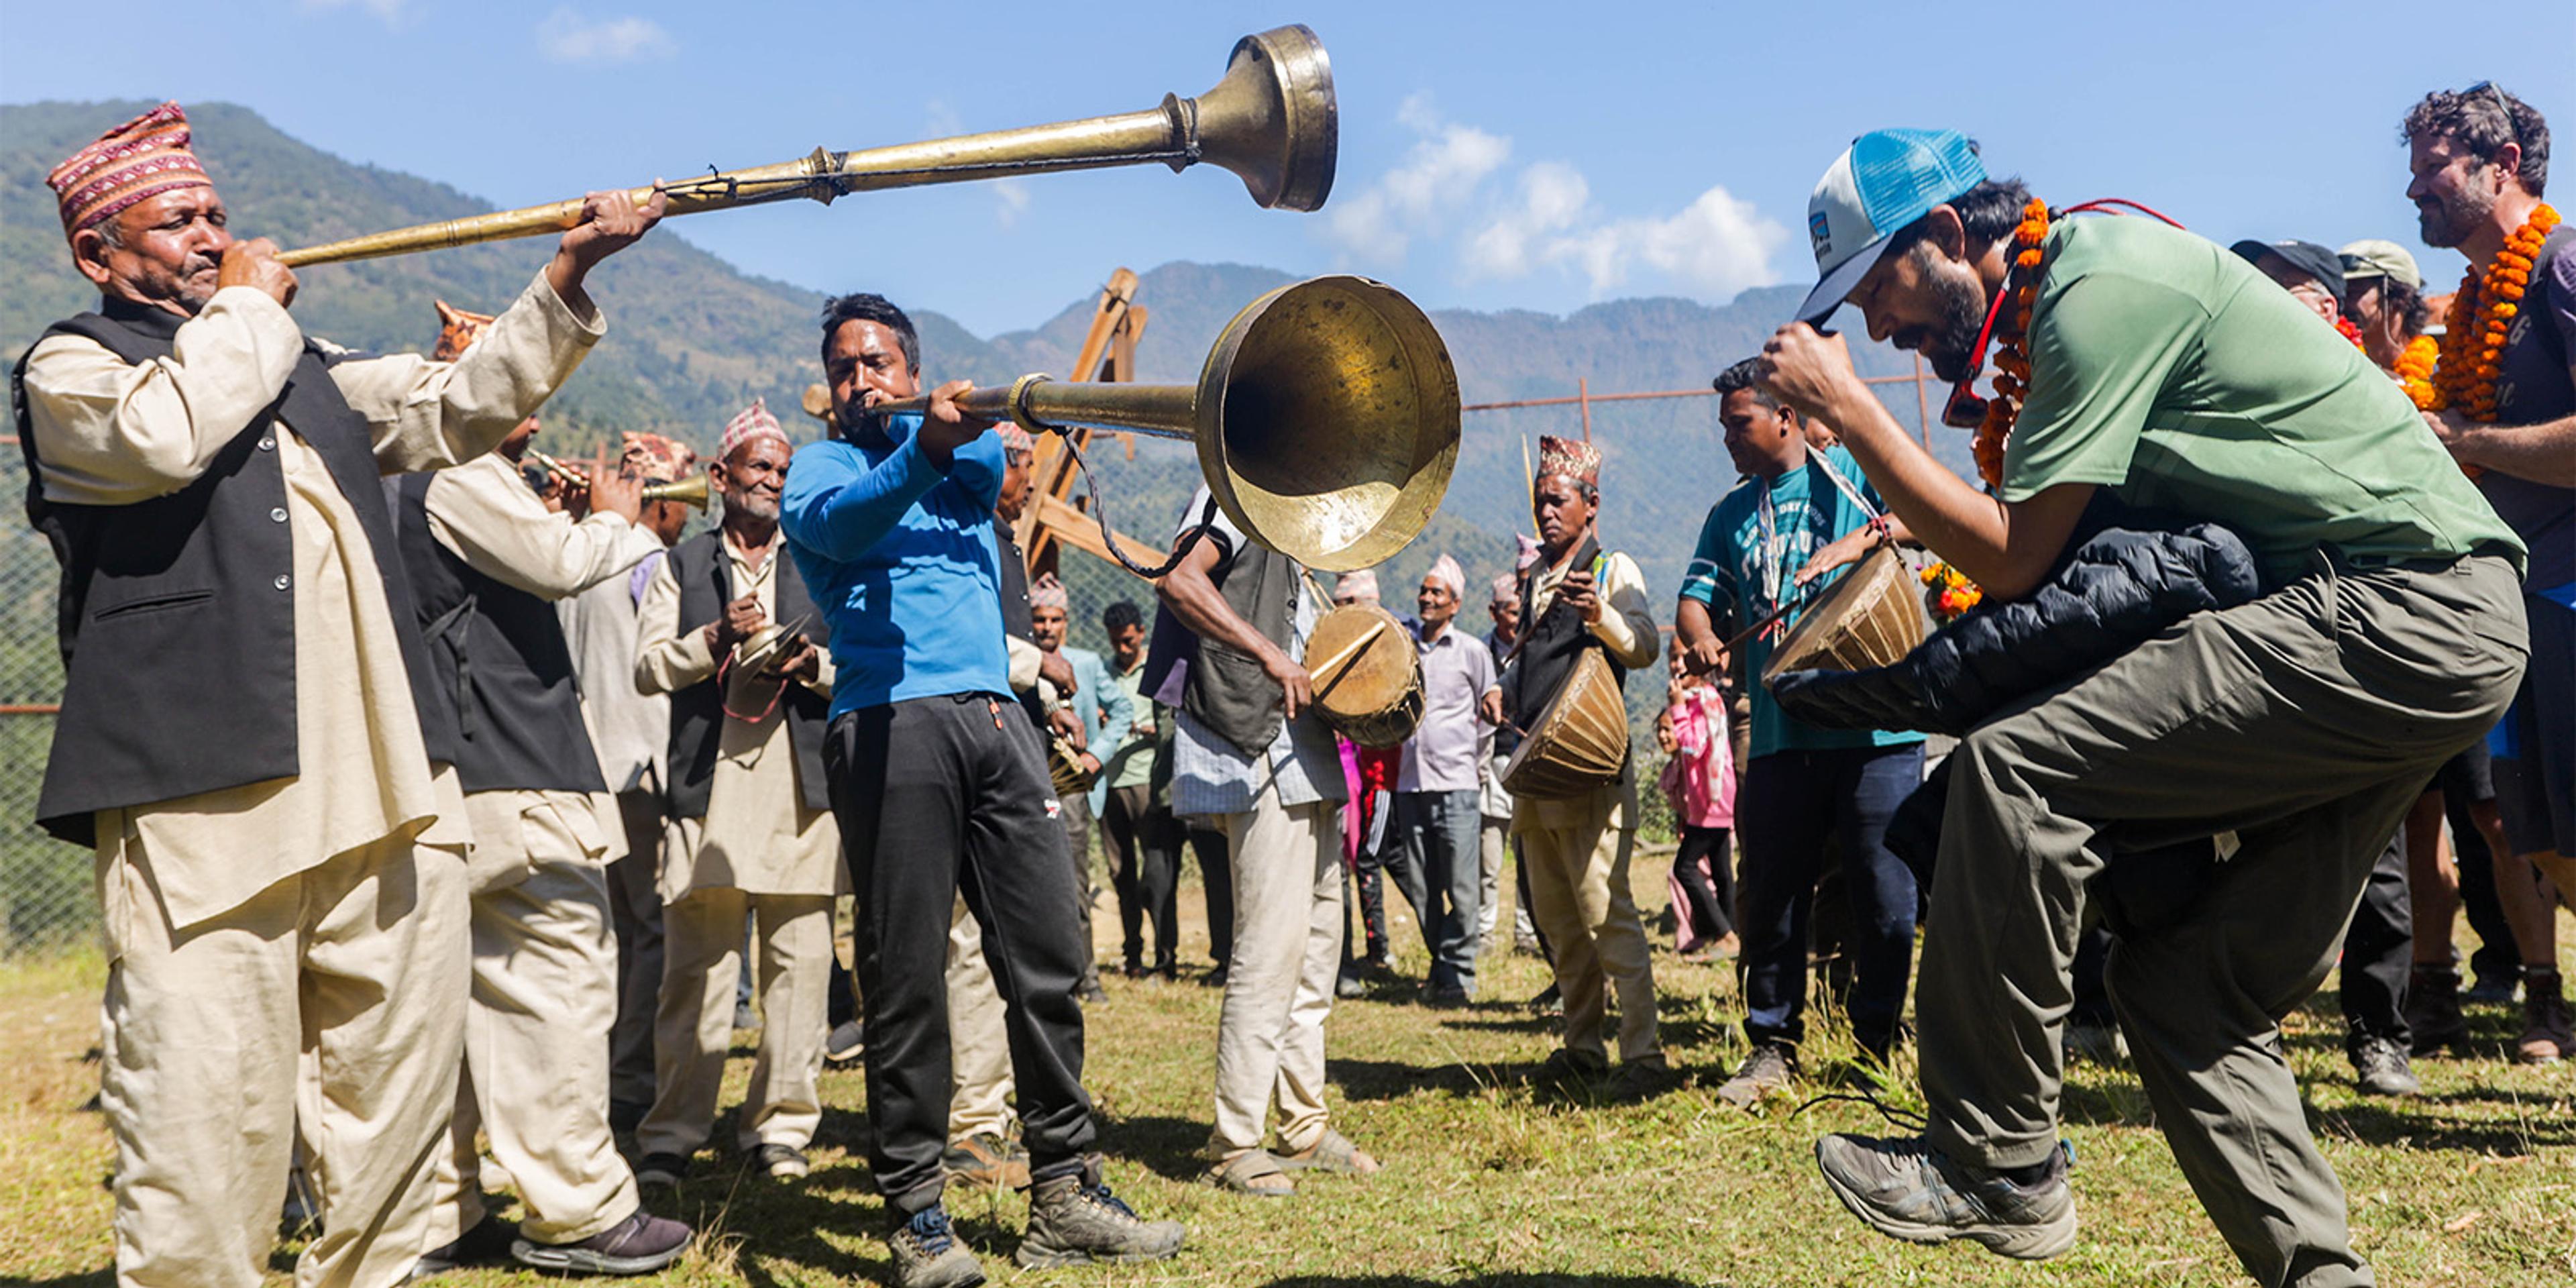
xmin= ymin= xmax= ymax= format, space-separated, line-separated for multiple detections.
xmin=2463 ymin=969 xmax=2520 ymax=1006
xmin=1815 ymin=1134 xmax=2077 ymax=1260
xmin=1715 ymin=1044 xmax=1796 ymax=1110
xmin=413 ymin=1217 xmax=516 ymax=1277
xmin=887 ymin=1205 xmax=985 ymax=1288
xmin=1015 ymin=1160 xmax=1186 ymax=1268
xmin=2351 ymin=1036 xmax=2422 ymax=1097
xmin=511 ymin=1208 xmax=692 ymax=1275
xmin=633 ymin=1152 xmax=688 ymax=1189
xmin=751 ymin=1143 xmax=810 ymax=1179
xmin=2407 ymin=963 xmax=2470 ymax=1055
xmin=824 ymin=1020 xmax=865 ymax=1067
xmin=943 ymin=1132 xmax=1031 ymax=1190
xmin=2517 ymin=969 xmax=2573 ymax=1065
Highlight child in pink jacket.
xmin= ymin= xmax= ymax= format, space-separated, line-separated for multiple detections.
xmin=1658 ymin=655 xmax=1739 ymax=959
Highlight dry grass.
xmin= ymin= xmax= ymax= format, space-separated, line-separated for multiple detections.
xmin=3 ymin=862 xmax=2572 ymax=1287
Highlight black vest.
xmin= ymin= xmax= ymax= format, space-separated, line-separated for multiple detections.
xmin=391 ymin=470 xmax=606 ymax=794
xmin=1502 ymin=534 xmax=1629 ymax=775
xmin=11 ymin=300 xmax=452 ymax=845
xmin=664 ymin=527 xmax=830 ymax=818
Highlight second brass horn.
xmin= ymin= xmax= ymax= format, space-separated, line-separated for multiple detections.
xmin=276 ymin=25 xmax=1335 ymax=268
xmin=871 ymin=276 xmax=1457 ymax=572
xmin=643 ymin=474 xmax=710 ymax=511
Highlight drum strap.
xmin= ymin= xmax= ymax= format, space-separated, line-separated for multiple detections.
xmin=1753 ymin=451 xmax=1880 ymax=623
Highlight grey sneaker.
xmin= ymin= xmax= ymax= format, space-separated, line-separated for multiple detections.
xmin=633 ymin=1152 xmax=688 ymax=1189
xmin=2351 ymin=1036 xmax=2421 ymax=1097
xmin=1715 ymin=1044 xmax=1795 ymax=1110
xmin=1815 ymin=1134 xmax=2077 ymax=1260
xmin=752 ymin=1143 xmax=810 ymax=1179
xmin=511 ymin=1208 xmax=692 ymax=1275
xmin=887 ymin=1205 xmax=985 ymax=1288
xmin=824 ymin=1020 xmax=865 ymax=1066
xmin=1014 ymin=1161 xmax=1185 ymax=1268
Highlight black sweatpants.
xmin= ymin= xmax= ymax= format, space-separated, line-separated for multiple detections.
xmin=2339 ymin=830 xmax=2412 ymax=1055
xmin=826 ymin=695 xmax=1095 ymax=1214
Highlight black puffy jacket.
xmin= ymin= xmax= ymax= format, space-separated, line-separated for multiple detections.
xmin=1769 ymin=511 xmax=2264 ymax=737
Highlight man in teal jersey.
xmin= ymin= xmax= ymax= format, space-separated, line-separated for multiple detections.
xmin=1676 ymin=358 xmax=1924 ymax=1108
xmin=1756 ymin=128 xmax=2527 ymax=1285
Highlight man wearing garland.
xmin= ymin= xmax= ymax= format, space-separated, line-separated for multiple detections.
xmin=2402 ymin=84 xmax=2576 ymax=1064
xmin=1501 ymin=437 xmax=1668 ymax=1095
xmin=1677 ymin=358 xmax=1925 ymax=1108
xmin=1758 ymin=127 xmax=2526 ymax=1283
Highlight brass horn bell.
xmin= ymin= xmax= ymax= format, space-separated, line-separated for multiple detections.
xmin=642 ymin=474 xmax=710 ymax=511
xmin=879 ymin=276 xmax=1457 ymax=572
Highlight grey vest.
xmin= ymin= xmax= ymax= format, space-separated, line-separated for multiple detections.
xmin=11 ymin=300 xmax=452 ymax=844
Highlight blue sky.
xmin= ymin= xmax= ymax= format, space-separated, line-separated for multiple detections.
xmin=4 ymin=1 xmax=2569 ymax=336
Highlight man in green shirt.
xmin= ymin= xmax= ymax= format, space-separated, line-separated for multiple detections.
xmin=1757 ymin=128 xmax=2528 ymax=1286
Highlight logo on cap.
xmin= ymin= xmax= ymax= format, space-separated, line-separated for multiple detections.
xmin=1809 ymin=210 xmax=1832 ymax=256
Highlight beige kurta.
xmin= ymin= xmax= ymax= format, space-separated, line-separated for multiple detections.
xmin=22 ymin=270 xmax=605 ymax=927
xmin=635 ymin=529 xmax=842 ymax=900
xmin=424 ymin=451 xmax=661 ymax=890
xmin=1511 ymin=545 xmax=1660 ymax=835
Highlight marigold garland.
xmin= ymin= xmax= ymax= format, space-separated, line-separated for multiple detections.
xmin=2333 ymin=315 xmax=2366 ymax=350
xmin=1918 ymin=559 xmax=1983 ymax=620
xmin=2429 ymin=202 xmax=2561 ymax=422
xmin=1973 ymin=198 xmax=2053 ymax=490
xmin=2394 ymin=333 xmax=2440 ymax=411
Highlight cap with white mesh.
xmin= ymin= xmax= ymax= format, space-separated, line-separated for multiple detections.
xmin=1797 ymin=128 xmax=1987 ymax=325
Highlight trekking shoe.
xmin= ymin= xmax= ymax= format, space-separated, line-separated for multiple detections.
xmin=1015 ymin=1161 xmax=1186 ymax=1268
xmin=2517 ymin=969 xmax=2573 ymax=1065
xmin=752 ymin=1143 xmax=810 ymax=1179
xmin=824 ymin=1020 xmax=865 ymax=1067
xmin=943 ymin=1132 xmax=1031 ymax=1190
xmin=2463 ymin=971 xmax=2520 ymax=1006
xmin=1815 ymin=1134 xmax=2077 ymax=1260
xmin=2406 ymin=963 xmax=2470 ymax=1055
xmin=413 ymin=1217 xmax=517 ymax=1277
xmin=887 ymin=1205 xmax=985 ymax=1288
xmin=1715 ymin=1044 xmax=1796 ymax=1110
xmin=511 ymin=1208 xmax=692 ymax=1275
xmin=2351 ymin=1036 xmax=2422 ymax=1097
xmin=1335 ymin=970 xmax=1367 ymax=1000
xmin=633 ymin=1152 xmax=688 ymax=1189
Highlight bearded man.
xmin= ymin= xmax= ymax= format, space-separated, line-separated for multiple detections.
xmin=1759 ymin=127 xmax=2524 ymax=1285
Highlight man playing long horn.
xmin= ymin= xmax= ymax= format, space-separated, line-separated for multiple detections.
xmin=1500 ymin=436 xmax=1668 ymax=1097
xmin=12 ymin=101 xmax=660 ymax=1288
xmin=1756 ymin=126 xmax=2526 ymax=1284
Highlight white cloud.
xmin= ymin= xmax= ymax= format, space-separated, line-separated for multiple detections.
xmin=1325 ymin=95 xmax=1789 ymax=302
xmin=1323 ymin=93 xmax=1511 ymax=266
xmin=535 ymin=7 xmax=676 ymax=65
xmin=299 ymin=0 xmax=409 ymax=23
xmin=1544 ymin=183 xmax=1788 ymax=299
xmin=991 ymin=178 xmax=1032 ymax=229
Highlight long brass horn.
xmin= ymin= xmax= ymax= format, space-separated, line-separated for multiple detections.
xmin=642 ymin=474 xmax=710 ymax=511
xmin=275 ymin=26 xmax=1336 ymax=268
xmin=873 ymin=276 xmax=1456 ymax=573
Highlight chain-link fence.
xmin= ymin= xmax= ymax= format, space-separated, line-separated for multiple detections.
xmin=1 ymin=435 xmax=80 ymax=955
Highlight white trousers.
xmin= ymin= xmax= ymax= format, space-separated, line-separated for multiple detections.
xmin=1205 ymin=771 xmax=1344 ymax=1156
xmin=638 ymin=887 xmax=833 ymax=1157
xmin=946 ymin=894 xmax=1016 ymax=1142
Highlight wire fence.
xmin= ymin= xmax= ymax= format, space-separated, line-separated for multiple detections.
xmin=1 ymin=435 xmax=80 ymax=954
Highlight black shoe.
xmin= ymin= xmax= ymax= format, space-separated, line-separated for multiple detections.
xmin=2351 ymin=1036 xmax=2421 ymax=1097
xmin=888 ymin=1205 xmax=986 ymax=1288
xmin=824 ymin=1020 xmax=865 ymax=1066
xmin=751 ymin=1142 xmax=810 ymax=1179
xmin=2463 ymin=971 xmax=2520 ymax=1006
xmin=1526 ymin=982 xmax=1562 ymax=1016
xmin=1422 ymin=984 xmax=1472 ymax=1008
xmin=1199 ymin=966 xmax=1228 ymax=988
xmin=511 ymin=1208 xmax=692 ymax=1276
xmin=413 ymin=1217 xmax=517 ymax=1277
xmin=1532 ymin=1046 xmax=1608 ymax=1089
xmin=1608 ymin=1055 xmax=1679 ymax=1100
xmin=633 ymin=1152 xmax=689 ymax=1189
xmin=2406 ymin=963 xmax=2469 ymax=1055
xmin=1016 ymin=1161 xmax=1186 ymax=1267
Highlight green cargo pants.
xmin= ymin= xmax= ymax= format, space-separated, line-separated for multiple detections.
xmin=1915 ymin=553 xmax=2527 ymax=1288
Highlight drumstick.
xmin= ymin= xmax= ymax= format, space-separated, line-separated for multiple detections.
xmin=1305 ymin=619 xmax=1388 ymax=690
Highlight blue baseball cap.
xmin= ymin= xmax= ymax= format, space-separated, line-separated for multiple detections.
xmin=1797 ymin=128 xmax=1988 ymax=325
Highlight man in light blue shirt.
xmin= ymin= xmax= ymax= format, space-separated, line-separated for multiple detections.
xmin=779 ymin=292 xmax=1181 ymax=1284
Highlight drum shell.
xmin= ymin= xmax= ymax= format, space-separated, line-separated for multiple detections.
xmin=1760 ymin=546 xmax=1927 ymax=686
xmin=1309 ymin=604 xmax=1424 ymax=749
xmin=1499 ymin=649 xmax=1628 ymax=799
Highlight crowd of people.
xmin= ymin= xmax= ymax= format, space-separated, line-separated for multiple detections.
xmin=10 ymin=79 xmax=2568 ymax=1288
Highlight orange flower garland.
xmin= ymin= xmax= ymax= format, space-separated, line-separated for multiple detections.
xmin=2333 ymin=315 xmax=2366 ymax=350
xmin=1919 ymin=560 xmax=1983 ymax=619
xmin=2394 ymin=333 xmax=2441 ymax=410
xmin=2429 ymin=202 xmax=2561 ymax=421
xmin=1973 ymin=198 xmax=2053 ymax=490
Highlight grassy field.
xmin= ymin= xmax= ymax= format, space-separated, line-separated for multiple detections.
xmin=3 ymin=863 xmax=2571 ymax=1287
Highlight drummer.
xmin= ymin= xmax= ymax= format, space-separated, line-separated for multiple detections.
xmin=1676 ymin=358 xmax=1927 ymax=1107
xmin=1501 ymin=436 xmax=1668 ymax=1096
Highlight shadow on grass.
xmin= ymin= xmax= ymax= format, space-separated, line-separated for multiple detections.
xmin=1258 ymin=1277 xmax=1703 ymax=1287
xmin=658 ymin=1157 xmax=880 ymax=1285
xmin=2313 ymin=1099 xmax=2575 ymax=1152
